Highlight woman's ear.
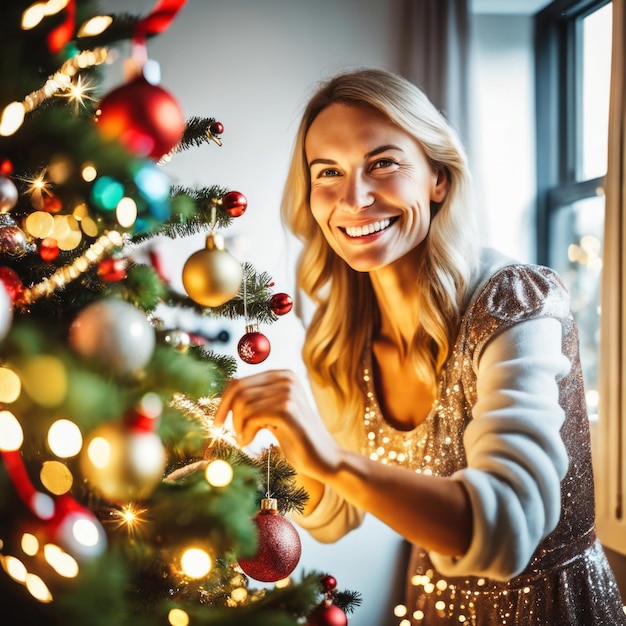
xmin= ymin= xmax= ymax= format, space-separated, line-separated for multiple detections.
xmin=431 ymin=167 xmax=450 ymax=203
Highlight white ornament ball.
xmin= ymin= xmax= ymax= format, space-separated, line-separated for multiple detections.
xmin=0 ymin=280 xmax=13 ymax=341
xmin=69 ymin=299 xmax=155 ymax=375
xmin=80 ymin=420 xmax=166 ymax=502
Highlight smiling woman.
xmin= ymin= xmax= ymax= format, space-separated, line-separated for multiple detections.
xmin=305 ymin=103 xmax=447 ymax=275
xmin=213 ymin=68 xmax=626 ymax=625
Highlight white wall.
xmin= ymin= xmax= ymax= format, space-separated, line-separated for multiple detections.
xmin=98 ymin=3 xmax=537 ymax=624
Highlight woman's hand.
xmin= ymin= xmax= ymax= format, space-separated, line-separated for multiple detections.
xmin=213 ymin=369 xmax=340 ymax=483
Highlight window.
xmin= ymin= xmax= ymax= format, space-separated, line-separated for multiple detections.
xmin=535 ymin=0 xmax=612 ymax=417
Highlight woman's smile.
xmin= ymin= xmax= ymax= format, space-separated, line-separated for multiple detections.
xmin=340 ymin=217 xmax=399 ymax=239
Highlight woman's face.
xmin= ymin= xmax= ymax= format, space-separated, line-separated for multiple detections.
xmin=305 ymin=103 xmax=449 ymax=273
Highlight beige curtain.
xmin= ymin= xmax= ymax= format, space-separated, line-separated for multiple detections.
xmin=597 ymin=0 xmax=626 ymax=553
xmin=399 ymin=0 xmax=471 ymax=148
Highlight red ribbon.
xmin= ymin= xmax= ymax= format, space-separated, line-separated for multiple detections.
xmin=47 ymin=0 xmax=76 ymax=55
xmin=1 ymin=449 xmax=51 ymax=518
xmin=132 ymin=0 xmax=188 ymax=66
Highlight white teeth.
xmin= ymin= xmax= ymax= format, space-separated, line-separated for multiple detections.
xmin=345 ymin=218 xmax=392 ymax=238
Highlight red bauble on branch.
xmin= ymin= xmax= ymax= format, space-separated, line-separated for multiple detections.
xmin=270 ymin=292 xmax=293 ymax=316
xmin=307 ymin=573 xmax=348 ymax=626
xmin=238 ymin=497 xmax=302 ymax=582
xmin=307 ymin=603 xmax=348 ymax=626
xmin=237 ymin=324 xmax=270 ymax=364
xmin=221 ymin=190 xmax=248 ymax=218
xmin=96 ymin=75 xmax=185 ymax=160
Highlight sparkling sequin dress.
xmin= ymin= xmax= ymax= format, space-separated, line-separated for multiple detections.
xmin=360 ymin=262 xmax=626 ymax=625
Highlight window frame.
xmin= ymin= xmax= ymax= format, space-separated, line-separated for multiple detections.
xmin=534 ymin=0 xmax=611 ymax=266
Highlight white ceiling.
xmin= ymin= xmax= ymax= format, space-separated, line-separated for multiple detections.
xmin=471 ymin=0 xmax=553 ymax=14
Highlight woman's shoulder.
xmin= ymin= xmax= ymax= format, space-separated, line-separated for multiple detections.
xmin=464 ymin=247 xmax=571 ymax=327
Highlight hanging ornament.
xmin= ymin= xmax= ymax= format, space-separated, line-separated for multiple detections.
xmin=79 ymin=406 xmax=166 ymax=503
xmin=206 ymin=120 xmax=224 ymax=146
xmin=68 ymin=298 xmax=156 ymax=376
xmin=238 ymin=447 xmax=301 ymax=582
xmin=0 ymin=215 xmax=31 ymax=257
xmin=210 ymin=121 xmax=224 ymax=136
xmin=0 ymin=159 xmax=13 ymax=176
xmin=182 ymin=231 xmax=243 ymax=307
xmin=96 ymin=74 xmax=185 ymax=160
xmin=237 ymin=324 xmax=270 ymax=364
xmin=0 ymin=176 xmax=18 ymax=213
xmin=162 ymin=328 xmax=191 ymax=352
xmin=237 ymin=273 xmax=271 ymax=364
xmin=42 ymin=194 xmax=62 ymax=214
xmin=307 ymin=603 xmax=348 ymax=626
xmin=97 ymin=256 xmax=128 ymax=282
xmin=270 ymin=292 xmax=293 ymax=316
xmin=0 ymin=279 xmax=12 ymax=341
xmin=39 ymin=237 xmax=59 ymax=262
xmin=307 ymin=574 xmax=348 ymax=626
xmin=0 ymin=266 xmax=23 ymax=302
xmin=221 ymin=190 xmax=248 ymax=218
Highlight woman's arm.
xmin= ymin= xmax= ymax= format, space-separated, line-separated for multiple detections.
xmin=213 ymin=316 xmax=570 ymax=572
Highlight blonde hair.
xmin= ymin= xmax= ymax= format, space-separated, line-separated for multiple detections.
xmin=281 ymin=68 xmax=479 ymax=433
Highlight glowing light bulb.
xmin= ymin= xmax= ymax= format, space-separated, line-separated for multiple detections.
xmin=0 ymin=367 xmax=21 ymax=403
xmin=3 ymin=555 xmax=28 ymax=582
xmin=48 ymin=419 xmax=83 ymax=458
xmin=180 ymin=548 xmax=212 ymax=579
xmin=0 ymin=410 xmax=23 ymax=451
xmin=25 ymin=572 xmax=53 ymax=603
xmin=205 ymin=459 xmax=233 ymax=487
xmin=25 ymin=211 xmax=54 ymax=238
xmin=116 ymin=197 xmax=137 ymax=228
xmin=0 ymin=102 xmax=25 ymax=136
xmin=78 ymin=15 xmax=113 ymax=37
xmin=40 ymin=460 xmax=74 ymax=496
xmin=167 ymin=608 xmax=190 ymax=626
xmin=81 ymin=164 xmax=97 ymax=182
xmin=21 ymin=4 xmax=45 ymax=29
xmin=44 ymin=544 xmax=79 ymax=578
xmin=21 ymin=533 xmax=40 ymax=556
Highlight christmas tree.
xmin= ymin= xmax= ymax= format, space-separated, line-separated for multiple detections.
xmin=0 ymin=1 xmax=360 ymax=624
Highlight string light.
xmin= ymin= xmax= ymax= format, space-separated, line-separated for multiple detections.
xmin=0 ymin=47 xmax=109 ymax=137
xmin=205 ymin=459 xmax=233 ymax=487
xmin=106 ymin=504 xmax=148 ymax=537
xmin=180 ymin=547 xmax=212 ymax=579
xmin=19 ymin=230 xmax=124 ymax=306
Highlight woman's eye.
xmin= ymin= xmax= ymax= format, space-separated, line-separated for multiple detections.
xmin=319 ymin=168 xmax=340 ymax=178
xmin=372 ymin=158 xmax=396 ymax=170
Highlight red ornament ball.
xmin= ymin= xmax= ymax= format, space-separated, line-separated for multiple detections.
xmin=237 ymin=327 xmax=270 ymax=364
xmin=96 ymin=75 xmax=185 ymax=160
xmin=0 ymin=266 xmax=23 ymax=302
xmin=307 ymin=603 xmax=348 ymax=626
xmin=238 ymin=499 xmax=302 ymax=582
xmin=221 ymin=190 xmax=247 ymax=218
xmin=270 ymin=292 xmax=293 ymax=316
xmin=320 ymin=574 xmax=338 ymax=592
xmin=42 ymin=194 xmax=62 ymax=214
xmin=0 ymin=159 xmax=13 ymax=176
xmin=39 ymin=238 xmax=59 ymax=262
xmin=210 ymin=121 xmax=224 ymax=135
xmin=98 ymin=257 xmax=127 ymax=282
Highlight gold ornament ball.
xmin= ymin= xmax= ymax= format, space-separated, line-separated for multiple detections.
xmin=80 ymin=420 xmax=166 ymax=502
xmin=182 ymin=233 xmax=243 ymax=307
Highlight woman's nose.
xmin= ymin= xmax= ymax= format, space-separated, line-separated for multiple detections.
xmin=340 ymin=173 xmax=374 ymax=212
